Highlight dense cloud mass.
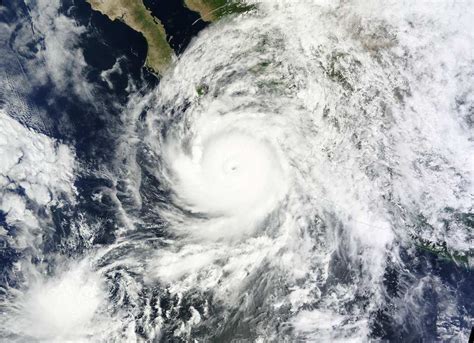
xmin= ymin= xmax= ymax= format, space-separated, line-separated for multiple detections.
xmin=0 ymin=0 xmax=473 ymax=342
xmin=0 ymin=110 xmax=75 ymax=248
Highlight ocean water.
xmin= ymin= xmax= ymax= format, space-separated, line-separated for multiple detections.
xmin=0 ymin=0 xmax=473 ymax=341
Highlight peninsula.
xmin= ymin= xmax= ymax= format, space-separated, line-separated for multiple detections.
xmin=86 ymin=0 xmax=251 ymax=75
xmin=86 ymin=0 xmax=174 ymax=75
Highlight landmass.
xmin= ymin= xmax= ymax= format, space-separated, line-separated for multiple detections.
xmin=184 ymin=0 xmax=252 ymax=22
xmin=86 ymin=0 xmax=251 ymax=75
xmin=86 ymin=0 xmax=174 ymax=75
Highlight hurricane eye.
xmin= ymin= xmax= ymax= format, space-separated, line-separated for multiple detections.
xmin=164 ymin=130 xmax=288 ymax=224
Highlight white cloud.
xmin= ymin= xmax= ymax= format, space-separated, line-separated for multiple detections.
xmin=1 ymin=260 xmax=109 ymax=342
xmin=22 ymin=0 xmax=94 ymax=99
xmin=0 ymin=109 xmax=76 ymax=249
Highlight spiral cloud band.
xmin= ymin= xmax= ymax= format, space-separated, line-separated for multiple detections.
xmin=140 ymin=1 xmax=473 ymax=339
xmin=0 ymin=0 xmax=472 ymax=341
xmin=163 ymin=110 xmax=290 ymax=239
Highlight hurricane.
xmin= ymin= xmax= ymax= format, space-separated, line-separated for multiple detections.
xmin=0 ymin=0 xmax=473 ymax=341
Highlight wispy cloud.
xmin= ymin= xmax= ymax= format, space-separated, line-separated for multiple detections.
xmin=25 ymin=0 xmax=94 ymax=99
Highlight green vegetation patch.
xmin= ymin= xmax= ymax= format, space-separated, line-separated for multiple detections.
xmin=185 ymin=0 xmax=254 ymax=22
xmin=86 ymin=0 xmax=174 ymax=75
